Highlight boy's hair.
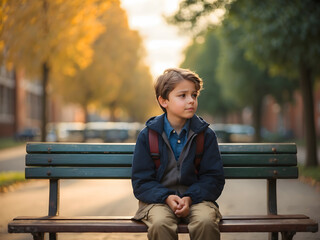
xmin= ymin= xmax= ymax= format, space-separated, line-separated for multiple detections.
xmin=155 ymin=68 xmax=203 ymax=112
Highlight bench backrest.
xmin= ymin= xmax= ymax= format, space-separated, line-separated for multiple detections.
xmin=25 ymin=143 xmax=298 ymax=216
xmin=26 ymin=143 xmax=297 ymax=179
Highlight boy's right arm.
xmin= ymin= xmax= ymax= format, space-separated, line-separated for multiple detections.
xmin=131 ymin=128 xmax=175 ymax=204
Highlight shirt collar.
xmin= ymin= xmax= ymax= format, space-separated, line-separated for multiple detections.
xmin=164 ymin=114 xmax=190 ymax=138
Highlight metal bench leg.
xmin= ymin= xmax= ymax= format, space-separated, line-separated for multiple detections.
xmin=267 ymin=180 xmax=278 ymax=240
xmin=49 ymin=232 xmax=57 ymax=240
xmin=32 ymin=233 xmax=44 ymax=240
xmin=269 ymin=232 xmax=278 ymax=240
xmin=281 ymin=231 xmax=296 ymax=240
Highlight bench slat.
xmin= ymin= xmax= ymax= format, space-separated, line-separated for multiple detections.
xmin=27 ymin=143 xmax=297 ymax=154
xmin=25 ymin=166 xmax=298 ymax=179
xmin=224 ymin=167 xmax=298 ymax=179
xmin=219 ymin=143 xmax=297 ymax=154
xmin=223 ymin=154 xmax=296 ymax=166
xmin=26 ymin=154 xmax=297 ymax=167
xmin=8 ymin=218 xmax=318 ymax=233
xmin=26 ymin=154 xmax=133 ymax=167
xmin=27 ymin=143 xmax=136 ymax=154
xmin=12 ymin=214 xmax=311 ymax=221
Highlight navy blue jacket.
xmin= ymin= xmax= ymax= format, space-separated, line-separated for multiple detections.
xmin=131 ymin=114 xmax=225 ymax=205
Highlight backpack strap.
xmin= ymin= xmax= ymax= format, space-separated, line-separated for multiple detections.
xmin=148 ymin=129 xmax=160 ymax=169
xmin=194 ymin=131 xmax=205 ymax=174
xmin=149 ymin=128 xmax=205 ymax=173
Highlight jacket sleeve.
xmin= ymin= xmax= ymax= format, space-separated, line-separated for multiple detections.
xmin=182 ymin=128 xmax=225 ymax=204
xmin=131 ymin=128 xmax=175 ymax=203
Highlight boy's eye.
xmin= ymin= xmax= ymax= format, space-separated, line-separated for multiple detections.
xmin=179 ymin=94 xmax=186 ymax=98
xmin=192 ymin=93 xmax=198 ymax=98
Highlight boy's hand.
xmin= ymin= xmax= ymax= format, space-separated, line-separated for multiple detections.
xmin=166 ymin=195 xmax=192 ymax=218
xmin=165 ymin=195 xmax=182 ymax=213
xmin=175 ymin=196 xmax=191 ymax=218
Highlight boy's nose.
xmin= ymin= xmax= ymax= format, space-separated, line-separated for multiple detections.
xmin=187 ymin=95 xmax=195 ymax=103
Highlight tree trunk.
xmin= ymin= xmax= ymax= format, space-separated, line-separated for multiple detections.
xmin=40 ymin=0 xmax=49 ymax=142
xmin=109 ymin=101 xmax=117 ymax=122
xmin=83 ymin=104 xmax=90 ymax=123
xmin=41 ymin=62 xmax=49 ymax=142
xmin=252 ymin=98 xmax=262 ymax=142
xmin=299 ymin=63 xmax=318 ymax=167
xmin=82 ymin=104 xmax=89 ymax=142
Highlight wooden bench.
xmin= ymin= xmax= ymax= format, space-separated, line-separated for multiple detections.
xmin=8 ymin=142 xmax=318 ymax=240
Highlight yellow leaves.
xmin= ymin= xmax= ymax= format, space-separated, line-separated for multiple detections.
xmin=0 ymin=41 xmax=4 ymax=52
xmin=1 ymin=0 xmax=156 ymax=120
xmin=51 ymin=0 xmax=156 ymax=121
xmin=1 ymin=0 xmax=112 ymax=77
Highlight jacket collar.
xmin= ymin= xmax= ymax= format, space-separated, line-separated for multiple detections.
xmin=146 ymin=113 xmax=209 ymax=135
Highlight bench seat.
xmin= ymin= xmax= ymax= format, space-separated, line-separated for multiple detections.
xmin=9 ymin=215 xmax=318 ymax=234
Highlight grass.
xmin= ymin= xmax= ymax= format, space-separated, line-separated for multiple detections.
xmin=0 ymin=138 xmax=24 ymax=150
xmin=0 ymin=171 xmax=26 ymax=192
xmin=298 ymin=165 xmax=320 ymax=182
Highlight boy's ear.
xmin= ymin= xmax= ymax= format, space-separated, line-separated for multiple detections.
xmin=158 ymin=96 xmax=168 ymax=109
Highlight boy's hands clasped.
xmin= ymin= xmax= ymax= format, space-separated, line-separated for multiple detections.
xmin=165 ymin=195 xmax=192 ymax=218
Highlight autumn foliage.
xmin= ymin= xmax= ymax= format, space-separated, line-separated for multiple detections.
xmin=1 ymin=0 xmax=157 ymax=140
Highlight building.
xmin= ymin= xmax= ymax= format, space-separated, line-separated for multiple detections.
xmin=0 ymin=66 xmax=84 ymax=138
xmin=261 ymin=84 xmax=320 ymax=140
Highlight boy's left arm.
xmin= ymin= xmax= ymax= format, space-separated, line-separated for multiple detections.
xmin=183 ymin=129 xmax=225 ymax=204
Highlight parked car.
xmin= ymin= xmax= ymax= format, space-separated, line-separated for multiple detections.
xmin=15 ymin=128 xmax=40 ymax=141
xmin=46 ymin=122 xmax=85 ymax=142
xmin=84 ymin=122 xmax=143 ymax=143
xmin=211 ymin=124 xmax=255 ymax=143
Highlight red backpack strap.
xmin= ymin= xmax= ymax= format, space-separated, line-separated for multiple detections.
xmin=194 ymin=131 xmax=204 ymax=174
xmin=148 ymin=129 xmax=160 ymax=169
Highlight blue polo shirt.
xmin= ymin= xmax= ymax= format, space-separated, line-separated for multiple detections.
xmin=164 ymin=115 xmax=190 ymax=160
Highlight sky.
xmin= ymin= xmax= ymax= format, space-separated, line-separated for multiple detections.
xmin=120 ymin=0 xmax=190 ymax=79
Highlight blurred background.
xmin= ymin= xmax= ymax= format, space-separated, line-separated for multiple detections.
xmin=0 ymin=0 xmax=319 ymax=167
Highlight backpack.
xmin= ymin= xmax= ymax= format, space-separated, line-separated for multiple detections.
xmin=148 ymin=129 xmax=204 ymax=174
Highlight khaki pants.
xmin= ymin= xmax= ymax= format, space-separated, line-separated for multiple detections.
xmin=141 ymin=201 xmax=221 ymax=240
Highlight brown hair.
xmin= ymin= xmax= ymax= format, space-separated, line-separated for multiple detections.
xmin=154 ymin=68 xmax=203 ymax=112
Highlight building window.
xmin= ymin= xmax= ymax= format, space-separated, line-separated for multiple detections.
xmin=0 ymin=84 xmax=14 ymax=123
xmin=26 ymin=92 xmax=41 ymax=120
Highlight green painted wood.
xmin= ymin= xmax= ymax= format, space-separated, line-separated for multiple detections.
xmin=49 ymin=180 xmax=59 ymax=216
xmin=25 ymin=166 xmax=298 ymax=179
xmin=224 ymin=167 xmax=298 ymax=179
xmin=219 ymin=143 xmax=297 ymax=154
xmin=26 ymin=143 xmax=297 ymax=154
xmin=26 ymin=153 xmax=296 ymax=167
xmin=26 ymin=143 xmax=136 ymax=154
xmin=222 ymin=154 xmax=297 ymax=166
xmin=267 ymin=179 xmax=277 ymax=215
xmin=26 ymin=154 xmax=133 ymax=166
xmin=25 ymin=167 xmax=133 ymax=179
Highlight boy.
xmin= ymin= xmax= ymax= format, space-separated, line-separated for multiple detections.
xmin=131 ymin=68 xmax=225 ymax=240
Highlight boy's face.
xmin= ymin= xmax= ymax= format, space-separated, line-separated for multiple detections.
xmin=159 ymin=79 xmax=198 ymax=123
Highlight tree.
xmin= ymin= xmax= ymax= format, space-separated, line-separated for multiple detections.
xmin=169 ymin=0 xmax=319 ymax=166
xmin=180 ymin=31 xmax=232 ymax=120
xmin=1 ymin=0 xmax=112 ymax=141
xmin=226 ymin=0 xmax=319 ymax=166
xmin=216 ymin=20 xmax=297 ymax=141
xmin=124 ymin=64 xmax=159 ymax=122
xmin=53 ymin=0 xmax=156 ymax=122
